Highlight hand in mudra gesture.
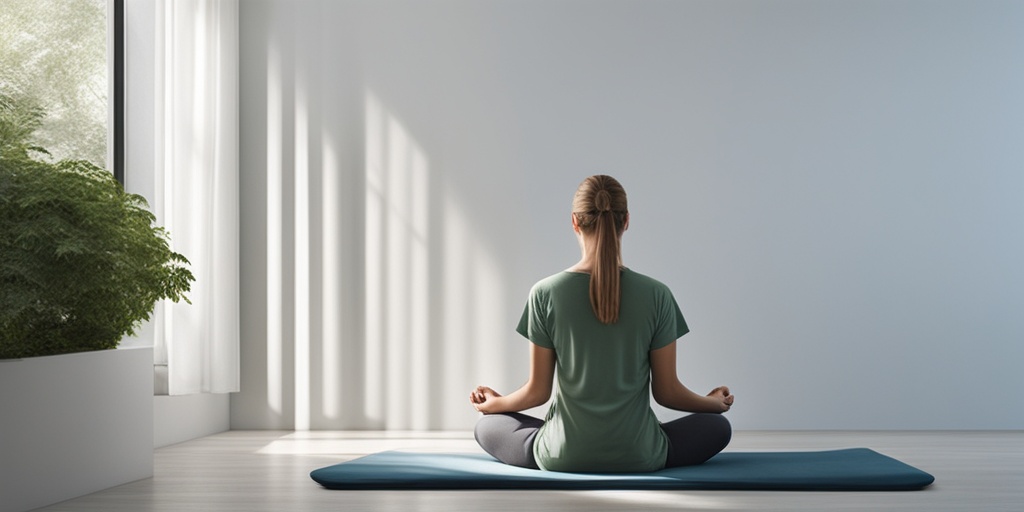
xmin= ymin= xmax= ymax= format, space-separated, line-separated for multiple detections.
xmin=707 ymin=386 xmax=735 ymax=413
xmin=469 ymin=386 xmax=503 ymax=414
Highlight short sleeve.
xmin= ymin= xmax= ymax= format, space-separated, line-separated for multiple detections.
xmin=516 ymin=285 xmax=555 ymax=349
xmin=650 ymin=285 xmax=689 ymax=350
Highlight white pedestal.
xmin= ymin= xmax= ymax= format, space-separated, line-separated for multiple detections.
xmin=0 ymin=347 xmax=153 ymax=512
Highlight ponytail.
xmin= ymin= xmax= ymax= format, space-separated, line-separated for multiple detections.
xmin=572 ymin=176 xmax=628 ymax=324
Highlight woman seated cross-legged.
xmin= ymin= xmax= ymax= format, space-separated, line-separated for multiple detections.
xmin=470 ymin=175 xmax=734 ymax=472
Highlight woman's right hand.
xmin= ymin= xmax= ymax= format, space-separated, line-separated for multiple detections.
xmin=470 ymin=386 xmax=503 ymax=414
xmin=707 ymin=386 xmax=735 ymax=413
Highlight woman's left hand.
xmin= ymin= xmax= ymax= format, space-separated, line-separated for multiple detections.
xmin=470 ymin=386 xmax=503 ymax=413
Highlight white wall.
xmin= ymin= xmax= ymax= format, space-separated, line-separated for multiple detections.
xmin=236 ymin=0 xmax=1024 ymax=430
xmin=154 ymin=393 xmax=231 ymax=448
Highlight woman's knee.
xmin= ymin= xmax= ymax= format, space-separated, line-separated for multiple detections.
xmin=707 ymin=413 xmax=731 ymax=432
xmin=694 ymin=413 xmax=732 ymax=448
xmin=473 ymin=414 xmax=502 ymax=447
xmin=472 ymin=413 xmax=541 ymax=469
xmin=669 ymin=414 xmax=731 ymax=467
xmin=715 ymin=414 xmax=732 ymax=447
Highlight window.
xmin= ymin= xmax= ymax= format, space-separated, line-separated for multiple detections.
xmin=0 ymin=0 xmax=122 ymax=182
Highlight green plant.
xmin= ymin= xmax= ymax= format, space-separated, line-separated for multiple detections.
xmin=0 ymin=92 xmax=194 ymax=359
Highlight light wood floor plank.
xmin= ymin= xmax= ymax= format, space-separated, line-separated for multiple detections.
xmin=33 ymin=431 xmax=1024 ymax=512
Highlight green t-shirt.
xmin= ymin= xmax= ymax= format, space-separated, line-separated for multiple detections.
xmin=516 ymin=268 xmax=689 ymax=472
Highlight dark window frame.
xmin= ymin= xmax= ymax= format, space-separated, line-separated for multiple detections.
xmin=113 ymin=0 xmax=125 ymax=185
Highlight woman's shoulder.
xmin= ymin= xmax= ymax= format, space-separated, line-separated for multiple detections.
xmin=622 ymin=268 xmax=675 ymax=295
xmin=524 ymin=271 xmax=589 ymax=302
xmin=531 ymin=270 xmax=585 ymax=291
xmin=622 ymin=267 xmax=665 ymax=285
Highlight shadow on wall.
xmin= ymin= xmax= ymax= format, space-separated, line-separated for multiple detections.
xmin=243 ymin=2 xmax=511 ymax=429
xmin=358 ymin=90 xmax=508 ymax=430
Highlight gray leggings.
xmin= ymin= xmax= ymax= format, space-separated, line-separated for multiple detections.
xmin=474 ymin=412 xmax=732 ymax=470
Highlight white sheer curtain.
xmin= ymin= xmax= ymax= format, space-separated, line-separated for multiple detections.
xmin=152 ymin=0 xmax=239 ymax=395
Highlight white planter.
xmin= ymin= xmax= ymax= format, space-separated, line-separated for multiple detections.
xmin=0 ymin=347 xmax=153 ymax=512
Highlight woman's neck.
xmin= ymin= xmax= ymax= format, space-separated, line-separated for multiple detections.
xmin=568 ymin=241 xmax=597 ymax=272
xmin=568 ymin=254 xmax=622 ymax=274
xmin=566 ymin=262 xmax=592 ymax=273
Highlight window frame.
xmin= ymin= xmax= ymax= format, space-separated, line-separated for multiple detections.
xmin=110 ymin=0 xmax=125 ymax=185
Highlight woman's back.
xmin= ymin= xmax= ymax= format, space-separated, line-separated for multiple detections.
xmin=519 ymin=268 xmax=688 ymax=472
xmin=471 ymin=175 xmax=732 ymax=472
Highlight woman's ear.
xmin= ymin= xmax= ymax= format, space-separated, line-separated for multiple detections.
xmin=623 ymin=212 xmax=629 ymax=231
xmin=571 ymin=213 xmax=580 ymax=233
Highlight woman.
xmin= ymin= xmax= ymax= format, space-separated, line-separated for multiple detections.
xmin=470 ymin=175 xmax=734 ymax=472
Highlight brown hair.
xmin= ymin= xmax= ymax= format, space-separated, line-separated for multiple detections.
xmin=572 ymin=175 xmax=628 ymax=324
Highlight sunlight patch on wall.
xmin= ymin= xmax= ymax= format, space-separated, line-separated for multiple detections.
xmin=320 ymin=138 xmax=342 ymax=420
xmin=408 ymin=147 xmax=430 ymax=430
xmin=473 ymin=242 xmax=505 ymax=391
xmin=441 ymin=198 xmax=507 ymax=427
xmin=364 ymin=92 xmax=386 ymax=426
xmin=293 ymin=63 xmax=311 ymax=431
xmin=441 ymin=198 xmax=470 ymax=425
xmin=256 ymin=82 xmax=514 ymax=429
xmin=364 ymin=90 xmax=431 ymax=429
xmin=265 ymin=40 xmax=283 ymax=415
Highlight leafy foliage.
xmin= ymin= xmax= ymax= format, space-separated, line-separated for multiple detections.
xmin=0 ymin=0 xmax=108 ymax=166
xmin=0 ymin=90 xmax=48 ymax=159
xmin=0 ymin=93 xmax=194 ymax=359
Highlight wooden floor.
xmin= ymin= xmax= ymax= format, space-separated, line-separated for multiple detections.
xmin=35 ymin=430 xmax=1022 ymax=511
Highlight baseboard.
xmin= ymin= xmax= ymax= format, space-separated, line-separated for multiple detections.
xmin=154 ymin=392 xmax=231 ymax=448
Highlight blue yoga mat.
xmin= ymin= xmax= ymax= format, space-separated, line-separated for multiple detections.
xmin=311 ymin=448 xmax=934 ymax=491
